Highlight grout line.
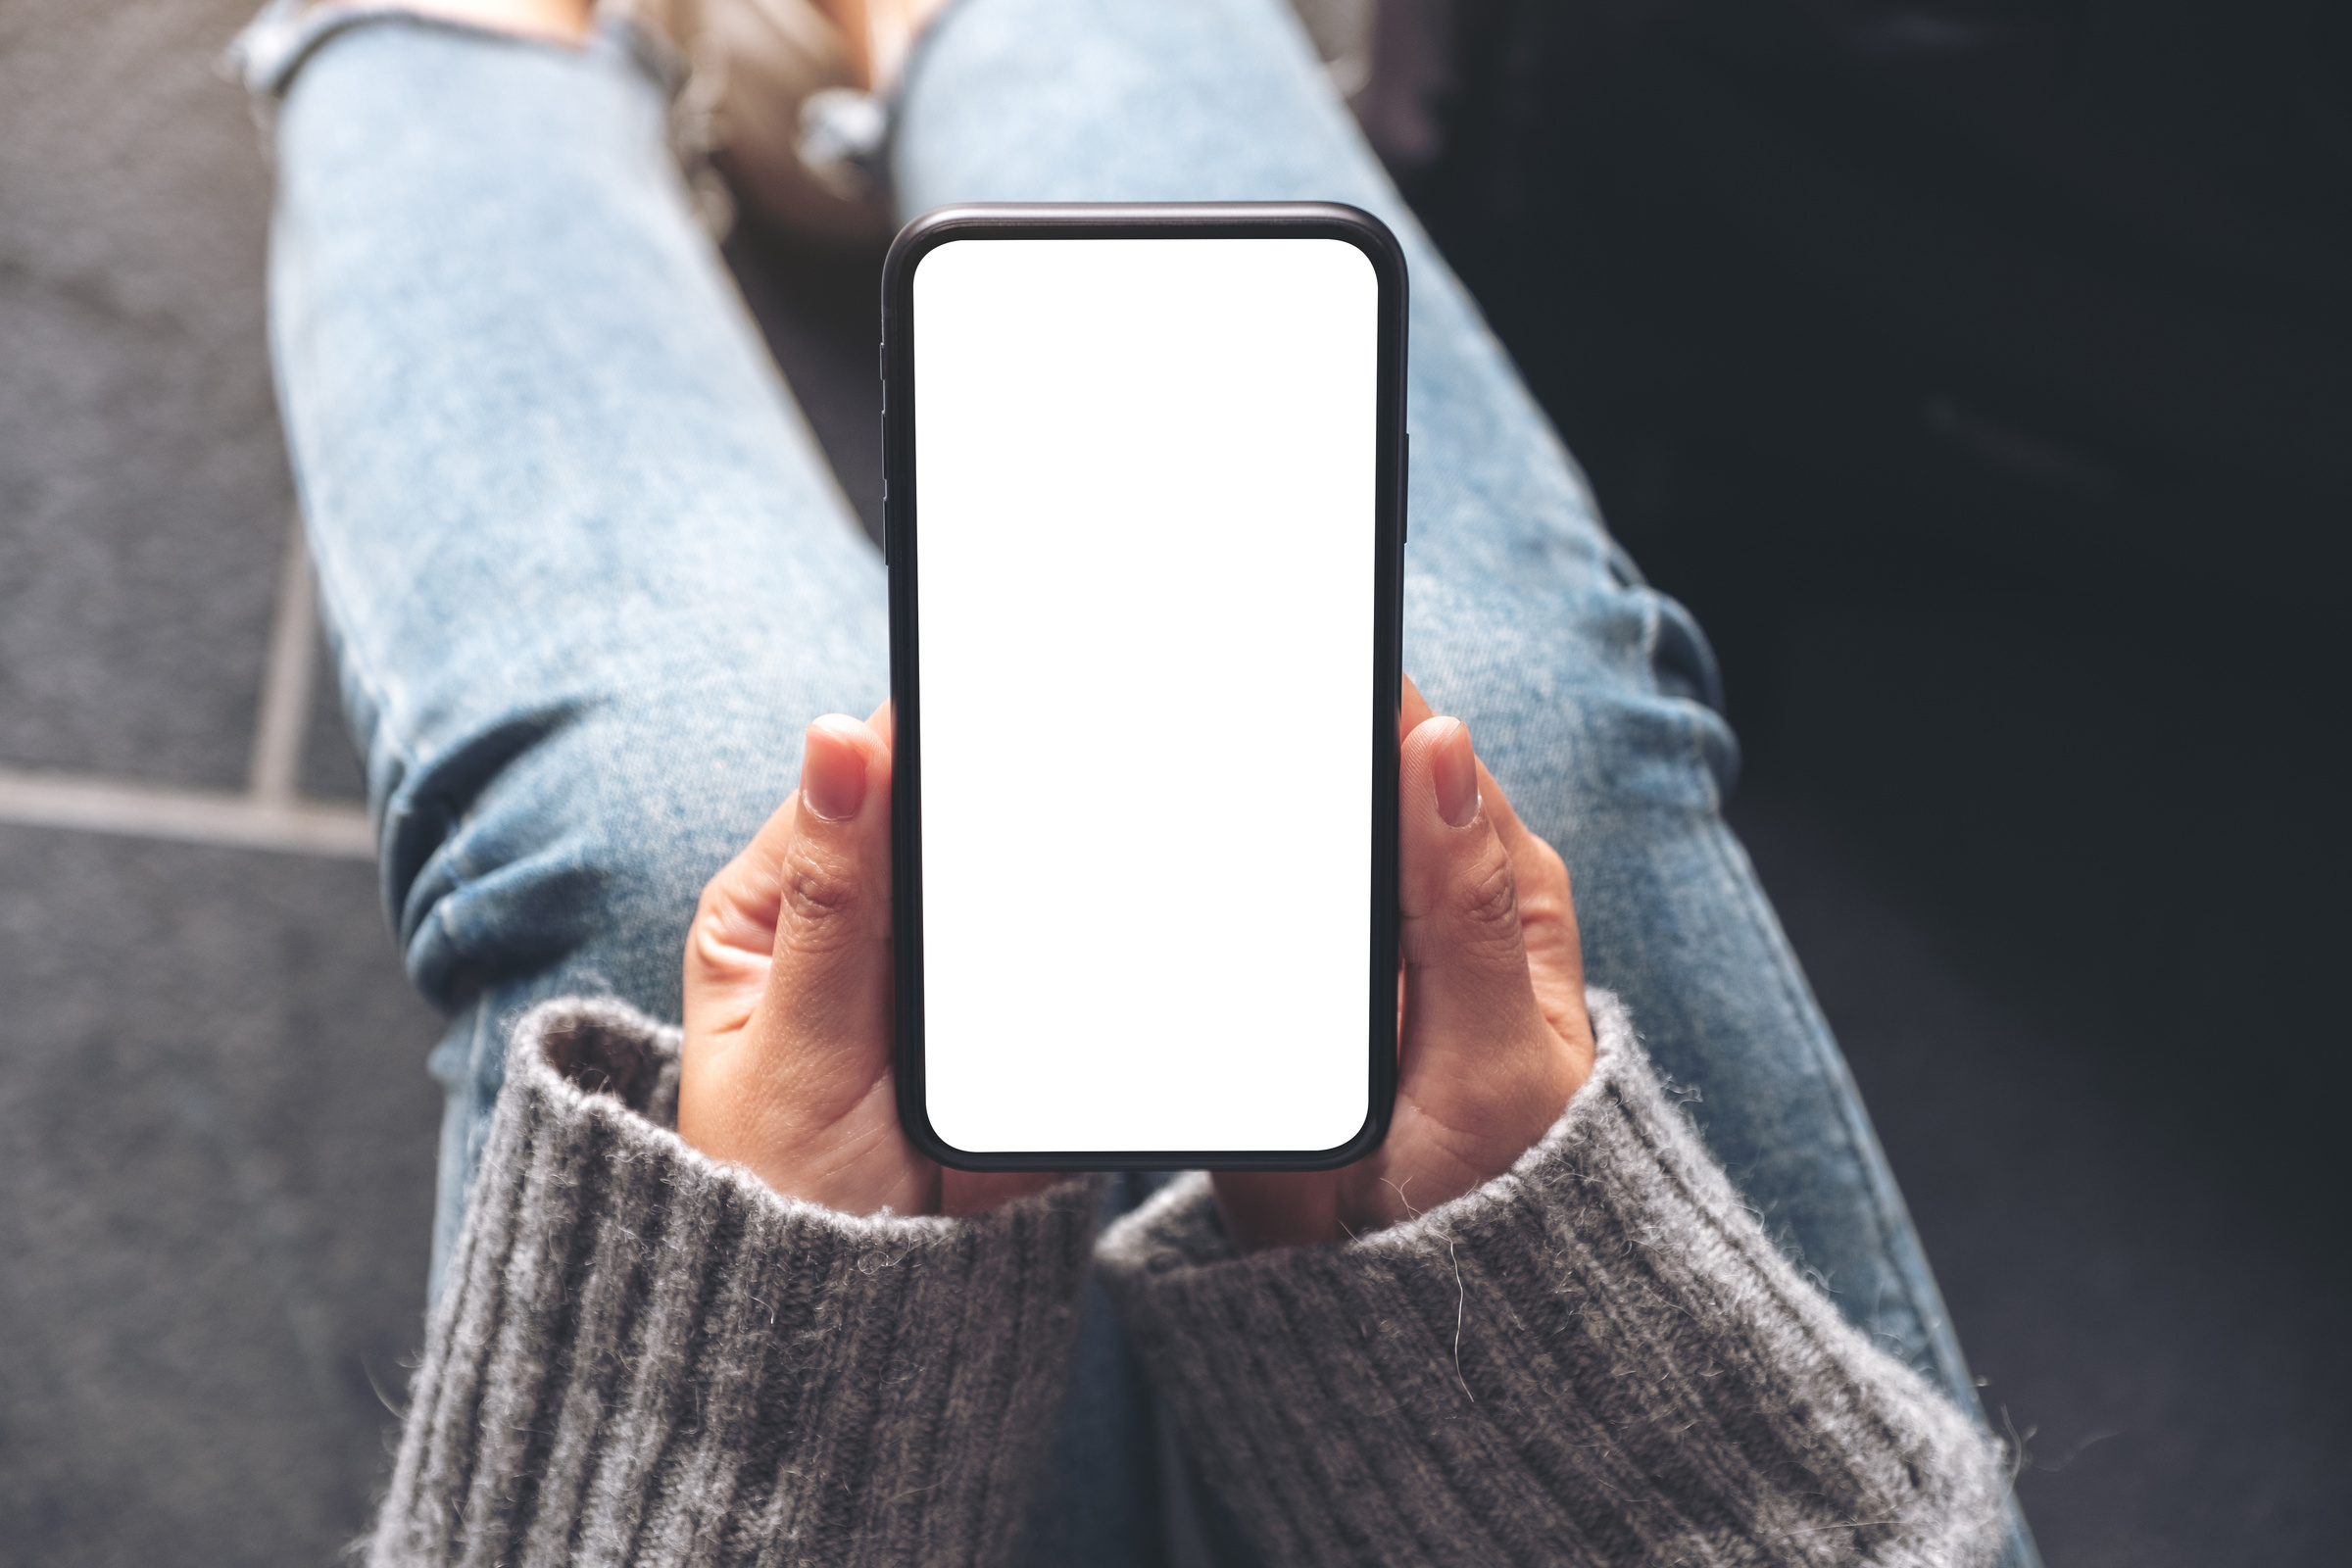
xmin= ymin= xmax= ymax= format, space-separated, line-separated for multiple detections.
xmin=0 ymin=766 xmax=374 ymax=859
xmin=248 ymin=513 xmax=318 ymax=808
xmin=0 ymin=510 xmax=378 ymax=861
xmin=0 ymin=512 xmax=375 ymax=860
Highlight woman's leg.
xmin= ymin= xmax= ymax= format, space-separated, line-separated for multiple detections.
xmin=249 ymin=15 xmax=1198 ymax=1559
xmin=248 ymin=12 xmax=889 ymax=1295
xmin=896 ymin=1 xmax=2036 ymax=1562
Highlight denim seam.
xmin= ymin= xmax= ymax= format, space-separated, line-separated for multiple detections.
xmin=1636 ymin=586 xmax=1665 ymax=702
xmin=1700 ymin=805 xmax=1880 ymax=1269
xmin=302 ymin=555 xmax=417 ymax=788
xmin=1654 ymin=627 xmax=1861 ymax=1289
xmin=300 ymin=502 xmax=589 ymax=939
xmin=1652 ymin=552 xmax=1981 ymax=1410
xmin=1696 ymin=776 xmax=1970 ymax=1391
xmin=1638 ymin=554 xmax=1939 ymax=1363
xmin=1673 ymin=698 xmax=1850 ymax=1266
xmin=301 ymin=540 xmax=439 ymax=927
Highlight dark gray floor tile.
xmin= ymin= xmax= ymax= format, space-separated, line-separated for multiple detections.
xmin=1731 ymin=795 xmax=2351 ymax=1568
xmin=0 ymin=824 xmax=441 ymax=1567
xmin=0 ymin=0 xmax=289 ymax=788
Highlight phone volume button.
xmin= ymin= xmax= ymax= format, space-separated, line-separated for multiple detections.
xmin=1401 ymin=432 xmax=1410 ymax=543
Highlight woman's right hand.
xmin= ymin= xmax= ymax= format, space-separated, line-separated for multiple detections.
xmin=1213 ymin=677 xmax=1595 ymax=1251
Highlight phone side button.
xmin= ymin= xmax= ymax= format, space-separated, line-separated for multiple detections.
xmin=1401 ymin=431 xmax=1410 ymax=543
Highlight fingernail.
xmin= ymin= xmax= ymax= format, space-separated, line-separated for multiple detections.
xmin=802 ymin=716 xmax=869 ymax=822
xmin=1433 ymin=719 xmax=1479 ymax=827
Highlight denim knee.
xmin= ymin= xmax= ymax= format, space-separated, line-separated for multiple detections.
xmin=381 ymin=686 xmax=803 ymax=1027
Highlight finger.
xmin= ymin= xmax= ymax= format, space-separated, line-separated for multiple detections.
xmin=695 ymin=716 xmax=896 ymax=1130
xmin=1400 ymin=679 xmax=1581 ymax=1010
xmin=866 ymin=698 xmax=894 ymax=751
xmin=1396 ymin=715 xmax=1574 ymax=1131
xmin=681 ymin=713 xmax=916 ymax=1203
xmin=1399 ymin=716 xmax=1541 ymax=1018
xmin=755 ymin=714 xmax=896 ymax=1081
xmin=1468 ymin=755 xmax=1589 ymax=1046
xmin=682 ymin=789 xmax=803 ymax=1040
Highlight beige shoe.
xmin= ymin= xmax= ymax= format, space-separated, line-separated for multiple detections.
xmin=605 ymin=0 xmax=896 ymax=242
xmin=614 ymin=0 xmax=1372 ymax=242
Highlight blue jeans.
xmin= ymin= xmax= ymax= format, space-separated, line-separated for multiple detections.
xmin=246 ymin=1 xmax=2036 ymax=1562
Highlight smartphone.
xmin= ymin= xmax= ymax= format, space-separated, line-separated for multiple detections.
xmin=880 ymin=203 xmax=1407 ymax=1170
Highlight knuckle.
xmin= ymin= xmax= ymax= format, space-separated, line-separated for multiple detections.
xmin=774 ymin=838 xmax=868 ymax=953
xmin=1450 ymin=839 xmax=1523 ymax=939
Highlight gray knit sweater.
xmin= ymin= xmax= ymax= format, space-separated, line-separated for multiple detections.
xmin=371 ymin=992 xmax=2008 ymax=1566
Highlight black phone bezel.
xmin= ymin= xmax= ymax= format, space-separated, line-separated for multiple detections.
xmin=880 ymin=202 xmax=1408 ymax=1172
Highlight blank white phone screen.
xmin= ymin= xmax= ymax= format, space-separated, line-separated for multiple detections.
xmin=912 ymin=236 xmax=1379 ymax=1153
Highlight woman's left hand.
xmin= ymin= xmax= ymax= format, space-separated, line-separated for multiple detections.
xmin=675 ymin=702 xmax=1055 ymax=1217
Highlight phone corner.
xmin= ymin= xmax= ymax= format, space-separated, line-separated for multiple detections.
xmin=1311 ymin=203 xmax=1408 ymax=288
xmin=1289 ymin=1095 xmax=1396 ymax=1173
xmin=881 ymin=205 xmax=987 ymax=295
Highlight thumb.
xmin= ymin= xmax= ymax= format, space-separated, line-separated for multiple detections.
xmin=1396 ymin=716 xmax=1561 ymax=1120
xmin=680 ymin=713 xmax=904 ymax=1203
xmin=750 ymin=713 xmax=897 ymax=1118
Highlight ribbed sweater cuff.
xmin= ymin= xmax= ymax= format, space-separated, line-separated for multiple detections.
xmin=372 ymin=999 xmax=1103 ymax=1568
xmin=1098 ymin=991 xmax=2009 ymax=1568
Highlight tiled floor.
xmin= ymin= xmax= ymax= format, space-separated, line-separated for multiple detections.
xmin=1 ymin=0 xmax=295 ymax=791
xmin=1 ymin=5 xmax=434 ymax=1563
xmin=0 ymin=826 xmax=438 ymax=1563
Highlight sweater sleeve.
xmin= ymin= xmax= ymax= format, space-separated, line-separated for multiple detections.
xmin=370 ymin=999 xmax=1103 ymax=1568
xmin=1095 ymin=991 xmax=2011 ymax=1567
